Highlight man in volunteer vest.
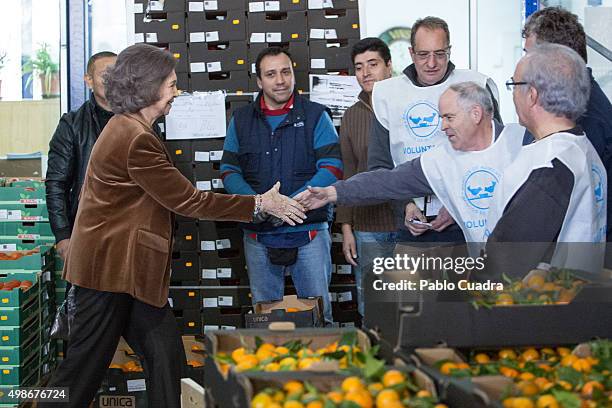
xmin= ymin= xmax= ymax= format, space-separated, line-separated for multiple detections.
xmin=368 ymin=16 xmax=502 ymax=245
xmin=295 ymin=82 xmax=524 ymax=252
xmin=485 ymin=43 xmax=607 ymax=276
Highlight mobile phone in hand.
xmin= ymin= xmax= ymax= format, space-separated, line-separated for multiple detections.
xmin=408 ymin=219 xmax=433 ymax=228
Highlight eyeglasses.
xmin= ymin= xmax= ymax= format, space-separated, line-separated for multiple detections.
xmin=505 ymin=78 xmax=529 ymax=91
xmin=413 ymin=46 xmax=451 ymax=61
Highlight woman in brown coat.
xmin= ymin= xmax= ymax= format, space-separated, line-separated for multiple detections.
xmin=41 ymin=44 xmax=305 ymax=408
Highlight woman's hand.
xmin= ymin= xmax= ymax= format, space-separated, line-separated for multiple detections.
xmin=295 ymin=186 xmax=337 ymax=210
xmin=260 ymin=182 xmax=306 ymax=226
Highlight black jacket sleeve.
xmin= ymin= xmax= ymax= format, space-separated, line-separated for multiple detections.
xmin=45 ymin=116 xmax=76 ymax=242
xmin=367 ymin=116 xmax=394 ymax=171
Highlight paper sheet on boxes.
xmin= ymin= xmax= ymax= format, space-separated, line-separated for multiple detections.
xmin=166 ymin=91 xmax=227 ymax=140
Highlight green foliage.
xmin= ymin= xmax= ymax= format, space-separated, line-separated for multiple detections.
xmin=23 ymin=43 xmax=59 ymax=94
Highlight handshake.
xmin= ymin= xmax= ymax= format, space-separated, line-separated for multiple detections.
xmin=258 ymin=183 xmax=338 ymax=226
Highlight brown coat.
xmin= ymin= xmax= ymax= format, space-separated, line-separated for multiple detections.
xmin=63 ymin=113 xmax=255 ymax=307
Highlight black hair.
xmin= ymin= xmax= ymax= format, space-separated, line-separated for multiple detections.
xmin=351 ymin=37 xmax=392 ymax=65
xmin=255 ymin=47 xmax=293 ymax=79
xmin=86 ymin=51 xmax=117 ymax=75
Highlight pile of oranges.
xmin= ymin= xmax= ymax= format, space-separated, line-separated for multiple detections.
xmin=109 ymin=359 xmax=143 ymax=373
xmin=0 ymin=279 xmax=33 ymax=291
xmin=0 ymin=250 xmax=39 ymax=261
xmin=215 ymin=338 xmax=365 ymax=374
xmin=251 ymin=370 xmax=448 ymax=408
xmin=434 ymin=341 xmax=611 ymax=408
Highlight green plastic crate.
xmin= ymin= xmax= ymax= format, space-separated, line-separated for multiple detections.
xmin=0 ymin=250 xmax=53 ymax=272
xmin=0 ymin=272 xmax=40 ymax=307
xmin=6 ymin=180 xmax=44 ymax=189
xmin=0 ymin=188 xmax=45 ymax=203
xmin=0 ymin=336 xmax=39 ymax=366
xmin=0 ymin=297 xmax=39 ymax=327
xmin=0 ymin=207 xmax=48 ymax=222
xmin=0 ymin=371 xmax=39 ymax=405
xmin=0 ymin=222 xmax=52 ymax=238
xmin=0 ymin=315 xmax=40 ymax=347
xmin=0 ymin=349 xmax=41 ymax=385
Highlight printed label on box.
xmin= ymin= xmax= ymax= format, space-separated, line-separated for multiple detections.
xmin=207 ymin=61 xmax=222 ymax=72
xmin=322 ymin=0 xmax=334 ymax=7
xmin=324 ymin=29 xmax=337 ymax=39
xmin=189 ymin=1 xmax=205 ymax=11
xmin=145 ymin=33 xmax=158 ymax=43
xmin=195 ymin=151 xmax=211 ymax=162
xmin=338 ymin=291 xmax=353 ymax=302
xmin=201 ymin=240 xmax=216 ymax=251
xmin=331 ymin=232 xmax=343 ymax=242
xmin=17 ymin=234 xmax=40 ymax=239
xmin=206 ymin=31 xmax=220 ymax=42
xmin=329 ymin=292 xmax=338 ymax=302
xmin=311 ymin=58 xmax=326 ymax=69
xmin=0 ymin=244 xmax=16 ymax=251
xmin=190 ymin=32 xmax=206 ymax=43
xmin=202 ymin=269 xmax=217 ymax=279
xmin=0 ymin=210 xmax=6 ymax=219
xmin=265 ymin=1 xmax=280 ymax=10
xmin=135 ymin=33 xmax=146 ymax=43
xmin=217 ymin=268 xmax=232 ymax=278
xmin=204 ymin=325 xmax=219 ymax=331
xmin=168 ymin=298 xmax=174 ymax=308
xmin=266 ymin=32 xmax=282 ymax=42
xmin=204 ymin=0 xmax=219 ymax=10
xmin=336 ymin=264 xmax=352 ymax=275
xmin=308 ymin=0 xmax=323 ymax=8
xmin=212 ymin=179 xmax=224 ymax=189
xmin=42 ymin=271 xmax=51 ymax=282
xmin=127 ymin=379 xmax=147 ymax=392
xmin=210 ymin=150 xmax=224 ymax=161
xmin=251 ymin=63 xmax=257 ymax=73
xmin=203 ymin=297 xmax=218 ymax=308
xmin=218 ymin=295 xmax=233 ymax=306
xmin=134 ymin=3 xmax=144 ymax=13
xmin=190 ymin=62 xmax=207 ymax=73
xmin=158 ymin=123 xmax=165 ymax=132
xmin=341 ymin=322 xmax=356 ymax=328
xmin=215 ymin=238 xmax=231 ymax=249
xmin=149 ymin=1 xmax=164 ymax=10
xmin=250 ymin=33 xmax=266 ymax=43
xmin=197 ymin=181 xmax=212 ymax=191
xmin=220 ymin=325 xmax=236 ymax=330
xmin=249 ymin=1 xmax=265 ymax=12
xmin=309 ymin=29 xmax=325 ymax=39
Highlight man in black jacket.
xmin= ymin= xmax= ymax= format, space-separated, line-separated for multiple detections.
xmin=46 ymin=51 xmax=116 ymax=259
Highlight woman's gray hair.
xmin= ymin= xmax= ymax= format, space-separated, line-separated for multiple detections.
xmin=104 ymin=44 xmax=176 ymax=114
xmin=448 ymin=81 xmax=493 ymax=116
xmin=520 ymin=43 xmax=590 ymax=121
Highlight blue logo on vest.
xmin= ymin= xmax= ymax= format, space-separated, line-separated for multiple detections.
xmin=403 ymin=102 xmax=440 ymax=138
xmin=592 ymin=164 xmax=605 ymax=216
xmin=463 ymin=169 xmax=499 ymax=211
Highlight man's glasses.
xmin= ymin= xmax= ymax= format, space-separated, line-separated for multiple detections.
xmin=505 ymin=78 xmax=529 ymax=91
xmin=413 ymin=46 xmax=451 ymax=61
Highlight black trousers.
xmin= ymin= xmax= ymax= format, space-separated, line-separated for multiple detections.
xmin=39 ymin=286 xmax=186 ymax=408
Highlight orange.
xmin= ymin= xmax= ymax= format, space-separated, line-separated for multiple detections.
xmin=571 ymin=358 xmax=592 ymax=372
xmin=275 ymin=346 xmax=290 ymax=355
xmin=517 ymin=381 xmax=539 ymax=396
xmin=283 ymin=401 xmax=304 ymax=408
xmin=534 ymin=377 xmax=551 ymax=391
xmin=251 ymin=392 xmax=273 ymax=408
xmin=326 ymin=391 xmax=343 ymax=404
xmin=187 ymin=359 xmax=204 ymax=368
xmin=439 ymin=362 xmax=458 ymax=375
xmin=526 ymin=274 xmax=546 ymax=289
xmin=341 ymin=376 xmax=365 ymax=393
xmin=382 ymin=369 xmax=406 ymax=387
xmin=298 ymin=358 xmax=315 ymax=370
xmin=279 ymin=357 xmax=297 ymax=369
xmin=499 ymin=349 xmax=518 ymax=360
xmin=264 ymin=362 xmax=280 ymax=372
xmin=560 ymin=354 xmax=578 ymax=367
xmin=535 ymin=395 xmax=558 ymax=408
xmin=496 ymin=293 xmax=514 ymax=305
xmin=556 ymin=347 xmax=571 ymax=357
xmin=474 ymin=353 xmax=490 ymax=364
xmin=109 ymin=363 xmax=123 ymax=369
xmin=416 ymin=390 xmax=432 ymax=398
xmin=521 ymin=348 xmax=540 ymax=362
xmin=581 ymin=380 xmax=604 ymax=397
xmin=344 ymin=390 xmax=372 ymax=408
xmin=284 ymin=381 xmax=304 ymax=395
xmin=375 ymin=389 xmax=399 ymax=407
xmin=511 ymin=397 xmax=535 ymax=408
xmin=286 ymin=307 xmax=299 ymax=312
xmin=519 ymin=372 xmax=535 ymax=381
xmin=232 ymin=347 xmax=248 ymax=363
xmin=306 ymin=402 xmax=323 ymax=408
xmin=503 ymin=398 xmax=516 ymax=408
xmin=236 ymin=356 xmax=258 ymax=372
xmin=367 ymin=382 xmax=383 ymax=396
xmin=499 ymin=366 xmax=519 ymax=378
xmin=556 ymin=381 xmax=572 ymax=391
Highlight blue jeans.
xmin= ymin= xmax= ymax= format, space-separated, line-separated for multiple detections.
xmin=354 ymin=231 xmax=397 ymax=317
xmin=243 ymin=230 xmax=333 ymax=324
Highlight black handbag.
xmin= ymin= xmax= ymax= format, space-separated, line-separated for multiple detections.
xmin=50 ymin=286 xmax=76 ymax=340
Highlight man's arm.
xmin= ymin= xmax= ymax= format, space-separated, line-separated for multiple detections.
xmin=45 ymin=117 xmax=76 ymax=243
xmin=367 ymin=117 xmax=394 ymax=171
xmin=220 ymin=117 xmax=257 ymax=195
xmin=332 ymin=115 xmax=354 ymax=226
xmin=292 ymin=112 xmax=343 ymax=195
xmin=334 ymin=157 xmax=434 ymax=207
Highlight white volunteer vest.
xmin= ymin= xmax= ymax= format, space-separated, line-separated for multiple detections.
xmin=420 ymin=123 xmax=525 ymax=245
xmin=485 ymin=132 xmax=607 ymax=273
xmin=372 ymin=69 xmax=492 ymax=166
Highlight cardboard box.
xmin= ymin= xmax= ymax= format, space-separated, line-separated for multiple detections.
xmin=171 ymin=251 xmax=200 ymax=282
xmin=174 ymin=221 xmax=199 ymax=251
xmin=245 ymin=295 xmax=324 ymax=328
xmin=247 ymin=11 xmax=307 ymax=43
xmin=192 ymin=138 xmax=227 ymax=162
xmin=307 ymin=8 xmax=360 ymax=40
xmin=190 ymin=71 xmax=249 ymax=92
xmin=247 ymin=41 xmax=309 ymax=72
xmin=189 ymin=42 xmax=248 ymax=73
xmin=202 ymin=306 xmax=251 ymax=330
xmin=133 ymin=0 xmax=185 ymax=13
xmin=94 ymin=345 xmax=148 ymax=408
xmin=174 ymin=309 xmax=203 ymax=334
xmin=165 ymin=140 xmax=193 ymax=163
xmin=187 ymin=0 xmax=247 ymax=12
xmin=169 ymin=288 xmax=202 ymax=310
xmin=247 ymin=0 xmax=307 ymax=13
xmin=247 ymin=70 xmax=308 ymax=92
xmin=201 ymin=287 xmax=252 ymax=310
xmin=182 ymin=335 xmax=206 ymax=386
xmin=307 ymin=0 xmax=358 ymax=9
xmin=187 ymin=10 xmax=247 ymax=43
xmin=167 ymin=43 xmax=189 ymax=73
xmin=308 ymin=39 xmax=356 ymax=72
xmin=134 ymin=12 xmax=186 ymax=44
xmin=180 ymin=378 xmax=205 ymax=408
